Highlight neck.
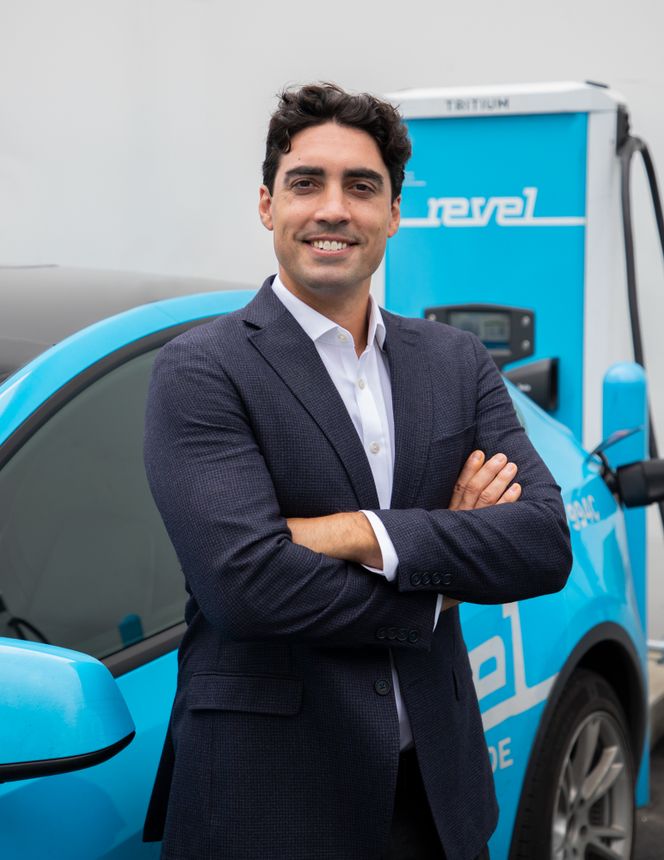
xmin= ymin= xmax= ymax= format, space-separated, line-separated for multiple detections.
xmin=279 ymin=272 xmax=371 ymax=355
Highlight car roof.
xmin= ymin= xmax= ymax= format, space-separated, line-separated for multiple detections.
xmin=0 ymin=265 xmax=252 ymax=381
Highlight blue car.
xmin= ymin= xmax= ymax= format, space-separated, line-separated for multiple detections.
xmin=0 ymin=265 xmax=659 ymax=859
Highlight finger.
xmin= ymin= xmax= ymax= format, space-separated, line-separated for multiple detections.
xmin=457 ymin=453 xmax=507 ymax=511
xmin=475 ymin=461 xmax=518 ymax=508
xmin=457 ymin=453 xmax=508 ymax=509
xmin=496 ymin=482 xmax=522 ymax=505
xmin=448 ymin=450 xmax=485 ymax=510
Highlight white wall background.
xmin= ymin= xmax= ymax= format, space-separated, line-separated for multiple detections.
xmin=1 ymin=0 xmax=663 ymax=632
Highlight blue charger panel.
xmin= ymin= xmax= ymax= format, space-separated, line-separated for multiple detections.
xmin=386 ymin=112 xmax=588 ymax=438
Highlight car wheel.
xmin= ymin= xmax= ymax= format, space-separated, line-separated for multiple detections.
xmin=511 ymin=669 xmax=635 ymax=859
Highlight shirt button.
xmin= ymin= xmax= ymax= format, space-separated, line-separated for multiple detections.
xmin=337 ymin=331 xmax=348 ymax=343
xmin=369 ymin=441 xmax=380 ymax=454
xmin=374 ymin=679 xmax=392 ymax=696
xmin=358 ymin=378 xmax=366 ymax=390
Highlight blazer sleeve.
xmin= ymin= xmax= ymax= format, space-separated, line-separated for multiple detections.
xmin=372 ymin=334 xmax=573 ymax=604
xmin=143 ymin=333 xmax=437 ymax=649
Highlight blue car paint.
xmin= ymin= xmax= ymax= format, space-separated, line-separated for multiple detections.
xmin=0 ymin=289 xmax=647 ymax=858
xmin=0 ymin=638 xmax=135 ymax=764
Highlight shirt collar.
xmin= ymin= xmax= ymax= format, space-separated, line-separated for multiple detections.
xmin=271 ymin=274 xmax=386 ymax=350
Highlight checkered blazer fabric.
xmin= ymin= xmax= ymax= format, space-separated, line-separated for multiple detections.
xmin=142 ymin=277 xmax=572 ymax=860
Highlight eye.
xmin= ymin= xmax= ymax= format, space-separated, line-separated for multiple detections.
xmin=291 ymin=179 xmax=317 ymax=192
xmin=351 ymin=182 xmax=375 ymax=195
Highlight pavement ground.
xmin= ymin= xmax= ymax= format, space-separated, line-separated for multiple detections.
xmin=635 ymin=739 xmax=664 ymax=859
xmin=635 ymin=650 xmax=664 ymax=858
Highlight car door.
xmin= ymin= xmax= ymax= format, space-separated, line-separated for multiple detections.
xmin=0 ymin=323 xmax=209 ymax=860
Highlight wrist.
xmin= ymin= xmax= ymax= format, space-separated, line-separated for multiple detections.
xmin=353 ymin=512 xmax=383 ymax=568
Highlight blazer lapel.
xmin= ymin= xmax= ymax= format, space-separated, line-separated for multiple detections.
xmin=243 ymin=281 xmax=380 ymax=510
xmin=382 ymin=312 xmax=433 ymax=509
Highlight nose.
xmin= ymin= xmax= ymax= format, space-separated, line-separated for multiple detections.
xmin=314 ymin=183 xmax=351 ymax=224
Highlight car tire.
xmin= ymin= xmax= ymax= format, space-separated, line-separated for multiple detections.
xmin=510 ymin=669 xmax=635 ymax=860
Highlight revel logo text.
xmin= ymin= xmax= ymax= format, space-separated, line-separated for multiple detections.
xmin=400 ymin=186 xmax=586 ymax=229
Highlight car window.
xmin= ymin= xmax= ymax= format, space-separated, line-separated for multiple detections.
xmin=0 ymin=347 xmax=186 ymax=659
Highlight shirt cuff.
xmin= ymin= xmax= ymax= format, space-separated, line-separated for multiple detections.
xmin=433 ymin=593 xmax=444 ymax=631
xmin=360 ymin=510 xmax=399 ymax=581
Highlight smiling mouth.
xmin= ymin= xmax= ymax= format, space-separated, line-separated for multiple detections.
xmin=311 ymin=239 xmax=347 ymax=251
xmin=305 ymin=238 xmax=357 ymax=254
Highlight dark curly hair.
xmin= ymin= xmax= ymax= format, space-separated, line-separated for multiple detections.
xmin=262 ymin=83 xmax=411 ymax=202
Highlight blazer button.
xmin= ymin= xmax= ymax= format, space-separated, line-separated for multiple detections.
xmin=421 ymin=572 xmax=431 ymax=585
xmin=376 ymin=627 xmax=387 ymax=640
xmin=432 ymin=573 xmax=442 ymax=585
xmin=411 ymin=573 xmax=422 ymax=586
xmin=442 ymin=573 xmax=453 ymax=586
xmin=397 ymin=628 xmax=407 ymax=642
xmin=387 ymin=627 xmax=397 ymax=640
xmin=407 ymin=630 xmax=420 ymax=643
xmin=374 ymin=679 xmax=392 ymax=696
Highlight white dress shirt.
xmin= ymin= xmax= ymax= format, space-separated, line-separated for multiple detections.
xmin=272 ymin=276 xmax=442 ymax=750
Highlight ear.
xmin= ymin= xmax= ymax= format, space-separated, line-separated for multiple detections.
xmin=387 ymin=194 xmax=401 ymax=238
xmin=258 ymin=185 xmax=274 ymax=231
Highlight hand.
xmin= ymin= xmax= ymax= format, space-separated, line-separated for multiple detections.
xmin=448 ymin=450 xmax=521 ymax=511
xmin=442 ymin=451 xmax=520 ymax=612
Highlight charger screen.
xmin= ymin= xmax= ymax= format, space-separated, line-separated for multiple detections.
xmin=448 ymin=311 xmax=511 ymax=350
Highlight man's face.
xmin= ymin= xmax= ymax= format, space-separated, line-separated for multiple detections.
xmin=259 ymin=121 xmax=400 ymax=302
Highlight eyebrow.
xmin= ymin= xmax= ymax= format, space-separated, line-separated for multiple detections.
xmin=282 ymin=166 xmax=385 ymax=188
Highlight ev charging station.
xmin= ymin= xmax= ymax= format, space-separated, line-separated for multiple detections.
xmin=379 ymin=81 xmax=664 ymax=833
xmin=384 ymin=81 xmax=637 ymax=447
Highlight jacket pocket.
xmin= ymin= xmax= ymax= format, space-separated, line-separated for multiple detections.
xmin=187 ymin=672 xmax=303 ymax=716
xmin=430 ymin=421 xmax=476 ymax=445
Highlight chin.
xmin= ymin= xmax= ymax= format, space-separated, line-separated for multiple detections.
xmin=302 ymin=266 xmax=371 ymax=292
xmin=302 ymin=276 xmax=361 ymax=295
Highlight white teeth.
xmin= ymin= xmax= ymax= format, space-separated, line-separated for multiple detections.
xmin=312 ymin=240 xmax=347 ymax=251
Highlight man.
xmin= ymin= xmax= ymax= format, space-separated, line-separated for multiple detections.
xmin=143 ymin=83 xmax=572 ymax=860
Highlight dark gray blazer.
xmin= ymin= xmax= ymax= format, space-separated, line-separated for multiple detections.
xmin=142 ymin=278 xmax=572 ymax=860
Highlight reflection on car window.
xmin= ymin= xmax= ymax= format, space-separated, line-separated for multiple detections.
xmin=0 ymin=348 xmax=186 ymax=659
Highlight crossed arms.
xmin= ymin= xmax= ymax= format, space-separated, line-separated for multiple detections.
xmin=288 ymin=449 xmax=523 ymax=612
xmin=144 ymin=325 xmax=572 ymax=650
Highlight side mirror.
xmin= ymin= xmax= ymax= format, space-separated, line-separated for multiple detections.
xmin=609 ymin=459 xmax=664 ymax=508
xmin=0 ymin=638 xmax=135 ymax=783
